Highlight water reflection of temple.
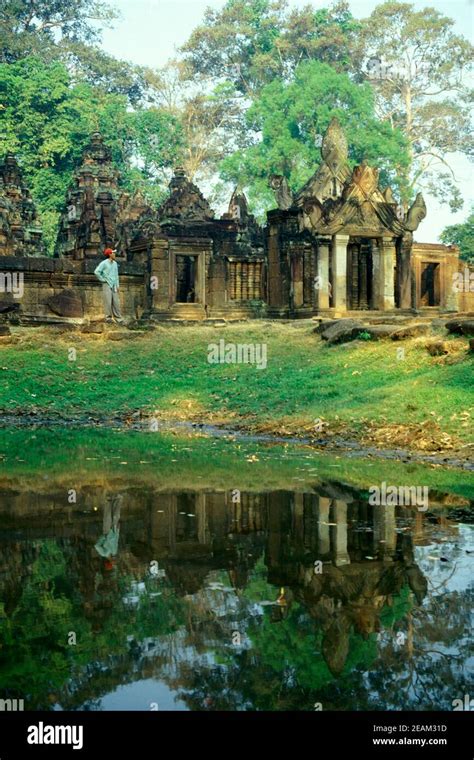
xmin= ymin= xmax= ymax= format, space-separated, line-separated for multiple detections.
xmin=3 ymin=482 xmax=466 ymax=696
xmin=0 ymin=483 xmax=448 ymax=604
xmin=0 ymin=482 xmax=458 ymax=558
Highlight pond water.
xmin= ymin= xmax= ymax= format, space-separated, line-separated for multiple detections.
xmin=0 ymin=428 xmax=472 ymax=711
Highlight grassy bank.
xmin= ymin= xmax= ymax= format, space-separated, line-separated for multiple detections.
xmin=0 ymin=427 xmax=473 ymax=500
xmin=1 ymin=321 xmax=473 ymax=455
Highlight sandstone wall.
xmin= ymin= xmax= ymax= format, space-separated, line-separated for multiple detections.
xmin=456 ymin=263 xmax=474 ymax=312
xmin=0 ymin=256 xmax=146 ymax=323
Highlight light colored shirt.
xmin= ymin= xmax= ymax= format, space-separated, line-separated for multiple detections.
xmin=95 ymin=529 xmax=120 ymax=558
xmin=94 ymin=258 xmax=120 ymax=291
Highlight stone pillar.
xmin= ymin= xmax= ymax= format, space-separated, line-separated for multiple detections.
xmin=444 ymin=251 xmax=460 ymax=312
xmin=293 ymin=493 xmax=305 ymax=544
xmin=331 ymin=233 xmax=349 ymax=311
xmin=196 ymin=493 xmax=209 ymax=545
xmin=317 ymin=239 xmax=331 ymax=310
xmin=373 ymin=504 xmax=396 ymax=560
xmin=267 ymin=222 xmax=284 ymax=308
xmin=398 ymin=233 xmax=413 ymax=309
xmin=317 ymin=496 xmax=331 ymax=555
xmin=331 ymin=500 xmax=350 ymax=567
xmin=381 ymin=237 xmax=396 ymax=310
xmin=373 ymin=237 xmax=396 ymax=310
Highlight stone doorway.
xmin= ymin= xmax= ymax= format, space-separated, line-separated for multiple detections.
xmin=420 ymin=262 xmax=440 ymax=306
xmin=175 ymin=255 xmax=198 ymax=303
xmin=347 ymin=239 xmax=373 ymax=309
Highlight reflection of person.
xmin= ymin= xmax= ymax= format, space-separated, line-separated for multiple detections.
xmin=271 ymin=587 xmax=292 ymax=622
xmin=94 ymin=247 xmax=125 ymax=324
xmin=94 ymin=494 xmax=122 ymax=569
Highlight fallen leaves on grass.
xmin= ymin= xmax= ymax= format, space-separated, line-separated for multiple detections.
xmin=363 ymin=419 xmax=460 ymax=452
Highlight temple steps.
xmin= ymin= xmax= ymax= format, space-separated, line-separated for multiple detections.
xmin=151 ymin=303 xmax=207 ymax=321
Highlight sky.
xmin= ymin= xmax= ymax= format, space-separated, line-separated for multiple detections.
xmin=99 ymin=0 xmax=474 ymax=242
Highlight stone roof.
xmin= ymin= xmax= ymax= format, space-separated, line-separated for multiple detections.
xmin=270 ymin=118 xmax=427 ymax=238
xmin=158 ymin=168 xmax=215 ymax=224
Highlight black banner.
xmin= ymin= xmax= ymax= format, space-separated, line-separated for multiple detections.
xmin=0 ymin=710 xmax=472 ymax=758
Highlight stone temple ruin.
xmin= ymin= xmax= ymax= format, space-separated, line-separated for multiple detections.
xmin=0 ymin=121 xmax=472 ymax=323
xmin=0 ymin=155 xmax=43 ymax=258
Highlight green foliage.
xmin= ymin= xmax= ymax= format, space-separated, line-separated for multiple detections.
xmin=220 ymin=60 xmax=410 ymax=217
xmin=239 ymin=560 xmax=377 ymax=703
xmin=0 ymin=57 xmax=184 ymax=253
xmin=0 ymin=324 xmax=472 ymax=490
xmin=358 ymin=331 xmax=372 ymax=341
xmin=0 ymin=538 xmax=187 ymax=708
xmin=181 ymin=0 xmax=361 ymax=96
xmin=0 ymin=0 xmax=118 ymax=62
xmin=440 ymin=206 xmax=474 ymax=263
xmin=379 ymin=585 xmax=412 ymax=629
xmin=357 ymin=1 xmax=474 ymax=209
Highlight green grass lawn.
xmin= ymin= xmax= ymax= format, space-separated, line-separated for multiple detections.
xmin=0 ymin=321 xmax=472 ymax=453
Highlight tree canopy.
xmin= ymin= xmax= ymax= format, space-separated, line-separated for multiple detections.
xmin=0 ymin=0 xmax=472 ymax=249
xmin=220 ymin=60 xmax=410 ymax=216
xmin=440 ymin=207 xmax=474 ymax=263
xmin=0 ymin=57 xmax=183 ymax=252
xmin=358 ymin=1 xmax=474 ymax=211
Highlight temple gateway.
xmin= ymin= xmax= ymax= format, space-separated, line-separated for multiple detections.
xmin=0 ymin=119 xmax=471 ymax=323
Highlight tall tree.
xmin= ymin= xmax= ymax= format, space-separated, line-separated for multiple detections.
xmin=0 ymin=0 xmax=118 ymax=62
xmin=357 ymin=1 xmax=474 ymax=210
xmin=178 ymin=1 xmax=362 ymax=183
xmin=0 ymin=57 xmax=184 ymax=252
xmin=145 ymin=61 xmax=243 ymax=182
xmin=0 ymin=0 xmax=150 ymax=104
xmin=220 ymin=61 xmax=409 ymax=217
xmin=180 ymin=0 xmax=360 ymax=97
xmin=440 ymin=207 xmax=474 ymax=263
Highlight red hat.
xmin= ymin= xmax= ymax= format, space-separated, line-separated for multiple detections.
xmin=104 ymin=247 xmax=114 ymax=257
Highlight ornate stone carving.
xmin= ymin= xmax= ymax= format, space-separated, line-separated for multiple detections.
xmin=227 ymin=189 xmax=250 ymax=222
xmin=295 ymin=128 xmax=421 ymax=238
xmin=295 ymin=118 xmax=351 ymax=206
xmin=269 ymin=175 xmax=294 ymax=210
xmin=321 ymin=116 xmax=349 ymax=167
xmin=0 ymin=155 xmax=43 ymax=256
xmin=55 ymin=133 xmax=129 ymax=259
xmin=133 ymin=210 xmax=161 ymax=242
xmin=350 ymin=162 xmax=380 ymax=200
xmin=405 ymin=193 xmax=427 ymax=231
xmin=159 ymin=167 xmax=214 ymax=223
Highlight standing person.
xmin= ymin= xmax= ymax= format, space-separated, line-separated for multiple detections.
xmin=94 ymin=493 xmax=123 ymax=568
xmin=94 ymin=247 xmax=125 ymax=324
